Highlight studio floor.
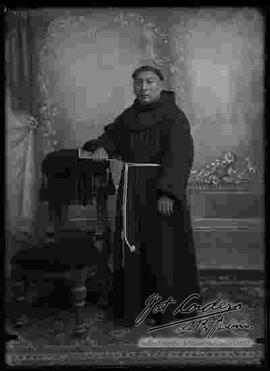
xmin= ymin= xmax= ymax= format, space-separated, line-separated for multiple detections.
xmin=5 ymin=268 xmax=265 ymax=366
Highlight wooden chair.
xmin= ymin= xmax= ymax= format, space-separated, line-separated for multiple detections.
xmin=10 ymin=149 xmax=115 ymax=336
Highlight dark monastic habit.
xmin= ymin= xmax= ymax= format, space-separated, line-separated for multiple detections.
xmin=83 ymin=70 xmax=201 ymax=327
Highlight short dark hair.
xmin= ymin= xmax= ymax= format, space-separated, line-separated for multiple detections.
xmin=132 ymin=65 xmax=164 ymax=81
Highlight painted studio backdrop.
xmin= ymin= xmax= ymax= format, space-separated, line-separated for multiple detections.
xmin=5 ymin=8 xmax=264 ymax=267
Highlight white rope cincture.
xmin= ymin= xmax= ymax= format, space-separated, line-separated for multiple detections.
xmin=122 ymin=163 xmax=136 ymax=253
xmin=121 ymin=162 xmax=160 ymax=258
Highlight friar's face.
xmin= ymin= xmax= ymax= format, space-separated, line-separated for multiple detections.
xmin=133 ymin=70 xmax=163 ymax=105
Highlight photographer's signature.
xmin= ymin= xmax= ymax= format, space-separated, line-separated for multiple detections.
xmin=135 ymin=293 xmax=253 ymax=338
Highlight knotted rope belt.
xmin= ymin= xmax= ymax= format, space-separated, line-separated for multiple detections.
xmin=121 ymin=162 xmax=160 ymax=263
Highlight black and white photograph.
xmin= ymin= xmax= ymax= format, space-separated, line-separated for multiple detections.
xmin=5 ymin=6 xmax=266 ymax=366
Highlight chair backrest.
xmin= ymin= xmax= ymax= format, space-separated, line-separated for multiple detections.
xmin=40 ymin=149 xmax=115 ymax=208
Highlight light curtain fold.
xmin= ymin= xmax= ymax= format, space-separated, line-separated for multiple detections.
xmin=5 ymin=92 xmax=37 ymax=233
xmin=5 ymin=11 xmax=38 ymax=267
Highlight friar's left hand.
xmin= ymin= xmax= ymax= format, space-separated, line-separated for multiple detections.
xmin=157 ymin=196 xmax=174 ymax=216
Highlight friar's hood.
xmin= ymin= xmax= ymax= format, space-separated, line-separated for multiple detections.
xmin=122 ymin=90 xmax=180 ymax=131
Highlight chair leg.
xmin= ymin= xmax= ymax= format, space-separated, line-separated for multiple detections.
xmin=13 ymin=278 xmax=28 ymax=327
xmin=69 ymin=269 xmax=88 ymax=336
xmin=97 ymin=273 xmax=111 ymax=308
xmin=34 ymin=202 xmax=48 ymax=247
xmin=51 ymin=205 xmax=69 ymax=241
xmin=97 ymin=240 xmax=111 ymax=309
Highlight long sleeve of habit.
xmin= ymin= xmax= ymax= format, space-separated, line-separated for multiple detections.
xmin=82 ymin=116 xmax=123 ymax=157
xmin=157 ymin=112 xmax=194 ymax=202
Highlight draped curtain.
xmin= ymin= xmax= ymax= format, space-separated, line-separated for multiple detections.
xmin=5 ymin=11 xmax=34 ymax=113
xmin=5 ymin=10 xmax=38 ymax=268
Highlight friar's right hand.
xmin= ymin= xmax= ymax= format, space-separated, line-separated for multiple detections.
xmin=91 ymin=147 xmax=108 ymax=161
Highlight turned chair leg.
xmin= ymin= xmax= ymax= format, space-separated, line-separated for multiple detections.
xmin=69 ymin=269 xmax=88 ymax=336
xmin=34 ymin=202 xmax=48 ymax=247
xmin=96 ymin=237 xmax=112 ymax=308
xmin=13 ymin=278 xmax=28 ymax=328
xmin=50 ymin=205 xmax=69 ymax=242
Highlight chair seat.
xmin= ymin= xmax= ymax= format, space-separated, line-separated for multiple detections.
xmin=12 ymin=237 xmax=101 ymax=272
